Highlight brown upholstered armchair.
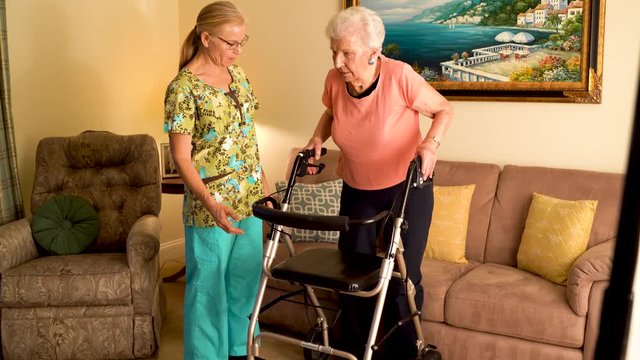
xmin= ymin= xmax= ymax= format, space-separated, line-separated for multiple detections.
xmin=0 ymin=131 xmax=164 ymax=359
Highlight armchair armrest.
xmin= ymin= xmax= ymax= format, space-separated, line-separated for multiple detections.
xmin=566 ymin=239 xmax=614 ymax=316
xmin=126 ymin=214 xmax=161 ymax=264
xmin=126 ymin=214 xmax=162 ymax=314
xmin=0 ymin=218 xmax=39 ymax=272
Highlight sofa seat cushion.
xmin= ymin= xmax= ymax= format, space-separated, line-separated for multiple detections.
xmin=1 ymin=253 xmax=131 ymax=307
xmin=421 ymin=258 xmax=479 ymax=322
xmin=445 ymin=263 xmax=585 ymax=348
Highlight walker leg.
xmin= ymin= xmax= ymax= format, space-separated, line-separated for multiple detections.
xmin=363 ymin=260 xmax=393 ymax=360
xmin=395 ymin=250 xmax=425 ymax=354
xmin=247 ymin=226 xmax=284 ymax=359
xmin=247 ymin=275 xmax=269 ymax=359
xmin=304 ymin=285 xmax=330 ymax=345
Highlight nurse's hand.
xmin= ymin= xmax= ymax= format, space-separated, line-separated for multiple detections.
xmin=207 ymin=201 xmax=244 ymax=234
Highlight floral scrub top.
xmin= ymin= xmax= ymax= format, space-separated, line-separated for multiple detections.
xmin=163 ymin=65 xmax=262 ymax=227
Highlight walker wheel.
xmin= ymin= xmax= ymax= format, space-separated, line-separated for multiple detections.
xmin=303 ymin=327 xmax=332 ymax=360
xmin=418 ymin=344 xmax=442 ymax=360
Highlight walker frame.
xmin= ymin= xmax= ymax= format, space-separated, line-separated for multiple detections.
xmin=247 ymin=148 xmax=441 ymax=360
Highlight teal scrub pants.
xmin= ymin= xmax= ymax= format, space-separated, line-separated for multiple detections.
xmin=183 ymin=216 xmax=263 ymax=360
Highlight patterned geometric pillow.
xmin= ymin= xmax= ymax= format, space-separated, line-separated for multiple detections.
xmin=274 ymin=179 xmax=343 ymax=243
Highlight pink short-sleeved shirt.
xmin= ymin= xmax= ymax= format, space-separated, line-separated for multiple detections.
xmin=323 ymin=55 xmax=429 ymax=190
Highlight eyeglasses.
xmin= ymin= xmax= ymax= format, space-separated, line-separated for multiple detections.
xmin=216 ymin=35 xmax=249 ymax=50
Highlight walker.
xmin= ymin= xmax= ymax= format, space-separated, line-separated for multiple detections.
xmin=247 ymin=148 xmax=442 ymax=360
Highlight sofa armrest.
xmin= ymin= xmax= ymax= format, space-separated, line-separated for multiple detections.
xmin=126 ymin=214 xmax=162 ymax=314
xmin=0 ymin=218 xmax=39 ymax=272
xmin=566 ymin=240 xmax=614 ymax=315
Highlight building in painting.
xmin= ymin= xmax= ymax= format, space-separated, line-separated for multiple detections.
xmin=534 ymin=4 xmax=555 ymax=26
xmin=567 ymin=1 xmax=584 ymax=17
xmin=541 ymin=0 xmax=569 ymax=10
xmin=525 ymin=8 xmax=535 ymax=25
xmin=556 ymin=8 xmax=569 ymax=21
xmin=517 ymin=13 xmax=527 ymax=25
xmin=518 ymin=0 xmax=582 ymax=27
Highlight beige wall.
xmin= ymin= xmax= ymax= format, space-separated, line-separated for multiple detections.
xmin=6 ymin=0 xmax=184 ymax=242
xmin=5 ymin=0 xmax=640 ymax=355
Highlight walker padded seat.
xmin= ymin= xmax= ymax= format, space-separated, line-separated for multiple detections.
xmin=271 ymin=248 xmax=383 ymax=292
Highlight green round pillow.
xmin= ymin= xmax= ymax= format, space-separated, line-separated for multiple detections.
xmin=31 ymin=195 xmax=100 ymax=255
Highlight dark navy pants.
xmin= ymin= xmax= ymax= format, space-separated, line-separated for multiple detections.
xmin=336 ymin=179 xmax=434 ymax=360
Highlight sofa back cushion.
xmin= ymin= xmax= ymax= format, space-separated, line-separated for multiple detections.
xmin=485 ymin=165 xmax=624 ymax=266
xmin=433 ymin=161 xmax=501 ymax=263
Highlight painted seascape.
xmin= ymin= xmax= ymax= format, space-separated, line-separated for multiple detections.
xmin=361 ymin=0 xmax=585 ymax=82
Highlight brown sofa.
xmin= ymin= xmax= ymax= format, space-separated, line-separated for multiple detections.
xmin=0 ymin=131 xmax=164 ymax=359
xmin=258 ymin=148 xmax=623 ymax=360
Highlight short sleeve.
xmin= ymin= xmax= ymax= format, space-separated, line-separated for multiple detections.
xmin=399 ymin=62 xmax=431 ymax=110
xmin=163 ymin=80 xmax=196 ymax=135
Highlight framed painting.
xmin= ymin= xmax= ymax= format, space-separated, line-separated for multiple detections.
xmin=343 ymin=0 xmax=605 ymax=103
xmin=160 ymin=143 xmax=180 ymax=179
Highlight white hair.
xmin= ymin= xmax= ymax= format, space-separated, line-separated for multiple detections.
xmin=326 ymin=6 xmax=385 ymax=50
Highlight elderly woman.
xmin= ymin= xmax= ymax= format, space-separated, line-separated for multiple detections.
xmin=304 ymin=6 xmax=453 ymax=360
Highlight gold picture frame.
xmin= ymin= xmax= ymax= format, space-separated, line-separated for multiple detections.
xmin=344 ymin=0 xmax=605 ymax=103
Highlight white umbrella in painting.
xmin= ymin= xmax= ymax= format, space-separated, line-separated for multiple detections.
xmin=494 ymin=31 xmax=514 ymax=43
xmin=512 ymin=31 xmax=535 ymax=43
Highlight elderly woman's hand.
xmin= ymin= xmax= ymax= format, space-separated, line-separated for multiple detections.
xmin=416 ymin=140 xmax=438 ymax=180
xmin=305 ymin=136 xmax=324 ymax=160
xmin=303 ymin=137 xmax=324 ymax=174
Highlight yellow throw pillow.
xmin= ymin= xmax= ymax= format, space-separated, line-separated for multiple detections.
xmin=517 ymin=193 xmax=598 ymax=285
xmin=424 ymin=184 xmax=475 ymax=264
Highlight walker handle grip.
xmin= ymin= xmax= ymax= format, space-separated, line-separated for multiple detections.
xmin=301 ymin=147 xmax=327 ymax=159
xmin=412 ymin=157 xmax=433 ymax=189
xmin=296 ymin=148 xmax=327 ymax=177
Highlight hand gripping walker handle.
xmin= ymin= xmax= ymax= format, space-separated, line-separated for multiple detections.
xmin=300 ymin=147 xmax=327 ymax=159
xmin=413 ymin=157 xmax=433 ymax=189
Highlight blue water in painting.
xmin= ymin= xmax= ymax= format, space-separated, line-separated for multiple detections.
xmin=384 ymin=23 xmax=552 ymax=70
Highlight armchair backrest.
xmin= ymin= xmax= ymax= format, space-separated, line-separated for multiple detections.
xmin=31 ymin=131 xmax=161 ymax=252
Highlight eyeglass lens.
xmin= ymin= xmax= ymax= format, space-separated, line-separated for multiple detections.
xmin=217 ymin=35 xmax=249 ymax=49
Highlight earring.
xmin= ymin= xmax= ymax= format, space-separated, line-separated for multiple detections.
xmin=368 ymin=57 xmax=376 ymax=65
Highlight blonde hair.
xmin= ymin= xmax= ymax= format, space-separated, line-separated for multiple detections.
xmin=178 ymin=1 xmax=245 ymax=70
xmin=326 ymin=6 xmax=385 ymax=50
